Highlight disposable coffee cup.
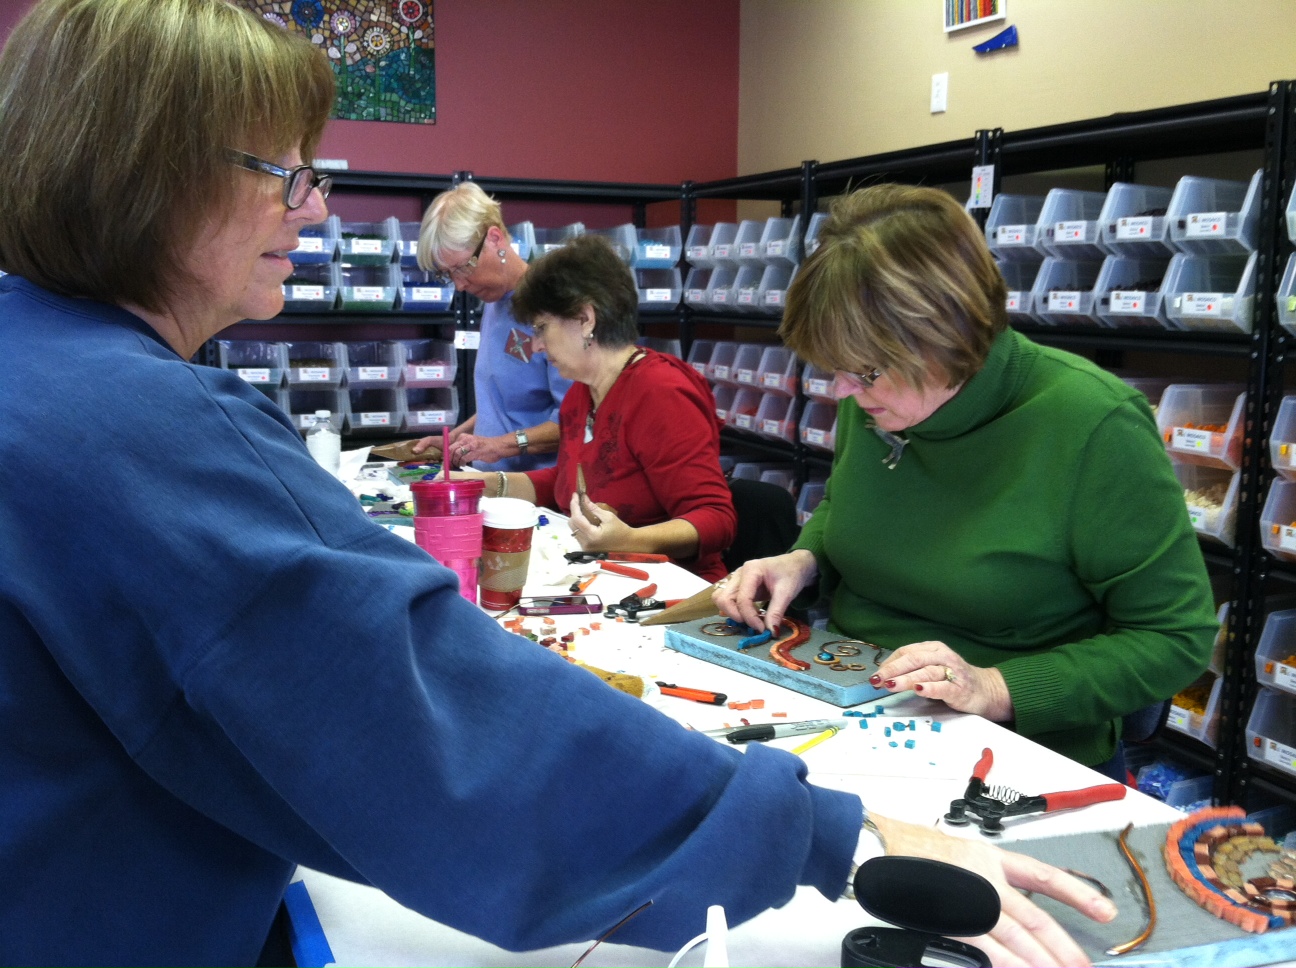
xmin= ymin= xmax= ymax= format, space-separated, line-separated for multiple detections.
xmin=411 ymin=478 xmax=485 ymax=604
xmin=479 ymin=497 xmax=538 ymax=611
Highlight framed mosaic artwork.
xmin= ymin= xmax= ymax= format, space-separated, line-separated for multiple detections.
xmin=239 ymin=1 xmax=436 ymax=124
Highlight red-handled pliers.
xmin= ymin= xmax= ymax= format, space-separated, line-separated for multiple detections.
xmin=943 ymin=747 xmax=1126 ymax=836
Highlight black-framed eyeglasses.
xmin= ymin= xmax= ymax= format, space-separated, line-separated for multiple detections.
xmin=226 ymin=150 xmax=332 ymax=210
xmin=838 ymin=367 xmax=883 ymax=389
xmin=439 ymin=230 xmax=489 ymax=280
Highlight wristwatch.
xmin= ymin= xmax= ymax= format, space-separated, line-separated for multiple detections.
xmin=842 ymin=809 xmax=887 ymax=901
xmin=514 ymin=429 xmax=529 ymax=455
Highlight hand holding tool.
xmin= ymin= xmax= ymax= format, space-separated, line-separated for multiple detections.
xmin=943 ymin=747 xmax=1126 ymax=836
xmin=575 ymin=464 xmax=602 ymax=527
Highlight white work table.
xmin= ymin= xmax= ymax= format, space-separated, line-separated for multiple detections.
xmin=290 ymin=513 xmax=1181 ymax=967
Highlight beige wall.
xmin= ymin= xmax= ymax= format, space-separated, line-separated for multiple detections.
xmin=738 ymin=0 xmax=1296 ymax=175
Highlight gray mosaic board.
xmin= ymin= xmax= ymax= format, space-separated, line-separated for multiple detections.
xmin=663 ymin=617 xmax=890 ymax=707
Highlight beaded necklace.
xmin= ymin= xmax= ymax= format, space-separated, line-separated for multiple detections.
xmin=585 ymin=348 xmax=645 ymax=443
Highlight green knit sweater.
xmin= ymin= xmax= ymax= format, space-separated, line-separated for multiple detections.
xmin=795 ymin=328 xmax=1216 ymax=766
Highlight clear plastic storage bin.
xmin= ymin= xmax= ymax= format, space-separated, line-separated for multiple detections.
xmin=399 ymin=339 xmax=457 ymax=388
xmin=1288 ymin=182 xmax=1296 ymax=245
xmin=1157 ymin=383 xmax=1245 ymax=469
xmin=759 ymin=467 xmax=797 ymax=495
xmin=344 ymin=388 xmax=404 ymax=435
xmin=637 ymin=336 xmax=682 ymax=358
xmin=339 ymin=217 xmax=399 ymax=266
xmin=1093 ymin=255 xmax=1173 ymax=329
xmin=397 ymin=221 xmax=423 ymax=267
xmin=802 ymin=364 xmax=836 ymax=402
xmin=1099 ymin=183 xmax=1176 ymax=257
xmin=532 ymin=223 xmax=584 ymax=257
xmin=285 ymin=341 xmax=346 ymax=389
xmin=757 ymin=346 xmax=800 ymax=397
xmin=403 ymin=387 xmax=459 ymax=434
xmin=508 ymin=221 xmax=535 ymax=261
xmin=796 ymin=479 xmax=826 ymax=526
xmin=734 ymin=220 xmax=766 ymax=268
xmin=711 ymin=384 xmax=736 ymax=423
xmin=339 ymin=264 xmax=399 ymax=311
xmin=217 ymin=340 xmax=287 ymax=388
xmin=1261 ymin=478 xmax=1296 ymax=563
xmin=1276 ymin=253 xmax=1296 ymax=337
xmin=1162 ymin=252 xmax=1257 ymax=333
xmin=761 ymin=216 xmax=802 ymax=267
xmin=344 ymin=341 xmax=401 ymax=389
xmin=707 ymin=223 xmax=740 ymax=267
xmin=282 ymin=262 xmax=339 ymax=311
xmin=636 ymin=268 xmax=681 ymax=308
xmin=1166 ymin=670 xmax=1222 ymax=747
xmin=398 ymin=268 xmax=454 ymax=312
xmin=804 ymin=212 xmax=829 ymax=258
xmin=985 ymin=194 xmax=1046 ymax=262
xmin=799 ymin=401 xmax=837 ymax=452
xmin=1270 ymin=396 xmax=1296 ymax=481
xmin=731 ymin=266 xmax=764 ymax=313
xmin=706 ymin=265 xmax=739 ymax=309
xmin=728 ymin=388 xmax=764 ymax=432
xmin=1246 ymin=687 xmax=1296 ymax=778
xmin=636 ymin=226 xmax=681 ymax=268
xmin=731 ymin=344 xmax=765 ymax=388
xmin=1034 ymin=188 xmax=1109 ymax=260
xmin=1119 ymin=377 xmax=1172 ymax=416
xmin=1000 ymin=262 xmax=1043 ymax=324
xmin=286 ymin=389 xmax=346 ymax=432
xmin=1255 ymin=609 xmax=1296 ymax=695
xmin=291 ymin=215 xmax=339 ymax=265
xmin=756 ymin=394 xmax=801 ymax=443
xmin=683 ymin=267 xmax=712 ymax=307
xmin=756 ymin=265 xmax=796 ymax=316
xmin=1175 ymin=463 xmax=1238 ymax=547
xmin=687 ymin=339 xmax=717 ymax=379
xmin=1028 ymin=258 xmax=1103 ymax=325
xmin=684 ymin=224 xmax=714 ymax=267
xmin=1167 ymin=170 xmax=1262 ymax=255
xmin=706 ymin=341 xmax=740 ymax=385
xmin=589 ymin=224 xmax=636 ymax=264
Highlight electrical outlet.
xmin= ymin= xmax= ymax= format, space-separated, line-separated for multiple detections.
xmin=931 ymin=73 xmax=949 ymax=114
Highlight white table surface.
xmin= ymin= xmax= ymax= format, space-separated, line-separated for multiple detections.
xmin=292 ymin=512 xmax=1182 ymax=967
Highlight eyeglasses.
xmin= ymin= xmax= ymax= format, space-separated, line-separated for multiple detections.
xmin=838 ymin=367 xmax=884 ymax=389
xmin=226 ymin=150 xmax=332 ymax=210
xmin=439 ymin=231 xmax=489 ymax=280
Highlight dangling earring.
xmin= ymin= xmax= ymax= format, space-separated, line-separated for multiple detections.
xmin=583 ymin=333 xmax=593 ymax=350
xmin=498 ymin=249 xmax=507 ymax=263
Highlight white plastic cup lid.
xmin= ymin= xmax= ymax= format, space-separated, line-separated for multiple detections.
xmin=481 ymin=496 xmax=538 ymax=530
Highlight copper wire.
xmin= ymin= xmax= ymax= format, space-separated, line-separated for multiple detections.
xmin=1106 ymin=822 xmax=1156 ymax=956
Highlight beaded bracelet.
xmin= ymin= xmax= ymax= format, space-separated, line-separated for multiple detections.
xmin=496 ymin=471 xmax=508 ymax=498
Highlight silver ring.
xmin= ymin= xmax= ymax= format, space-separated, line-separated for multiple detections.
xmin=944 ymin=666 xmax=957 ymax=684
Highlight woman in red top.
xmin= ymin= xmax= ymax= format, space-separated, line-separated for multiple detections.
xmin=463 ymin=235 xmax=735 ymax=582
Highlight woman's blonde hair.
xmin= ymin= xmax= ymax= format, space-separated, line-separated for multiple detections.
xmin=780 ymin=184 xmax=1007 ymax=390
xmin=0 ymin=0 xmax=334 ymax=313
xmin=418 ymin=182 xmax=507 ymax=274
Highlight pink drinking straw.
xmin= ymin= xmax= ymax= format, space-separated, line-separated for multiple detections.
xmin=442 ymin=427 xmax=451 ymax=480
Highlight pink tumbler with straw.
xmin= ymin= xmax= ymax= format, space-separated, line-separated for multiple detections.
xmin=411 ymin=478 xmax=485 ymax=604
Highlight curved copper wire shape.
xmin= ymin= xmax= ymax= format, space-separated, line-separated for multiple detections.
xmin=1106 ymin=822 xmax=1156 ymax=956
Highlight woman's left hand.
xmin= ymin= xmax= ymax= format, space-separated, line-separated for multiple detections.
xmin=873 ymin=641 xmax=1014 ymax=722
xmin=448 ymin=433 xmax=511 ymax=469
xmin=567 ymin=492 xmax=632 ymax=552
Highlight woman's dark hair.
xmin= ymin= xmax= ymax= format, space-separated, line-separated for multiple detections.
xmin=512 ymin=235 xmax=639 ymax=347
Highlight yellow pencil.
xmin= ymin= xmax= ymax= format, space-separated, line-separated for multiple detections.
xmin=791 ymin=727 xmax=839 ymax=756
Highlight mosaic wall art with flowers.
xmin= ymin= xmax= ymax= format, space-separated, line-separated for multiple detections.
xmin=240 ymin=0 xmax=435 ymax=124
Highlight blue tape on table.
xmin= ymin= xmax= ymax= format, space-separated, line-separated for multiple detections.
xmin=284 ymin=880 xmax=336 ymax=968
xmin=664 ymin=617 xmax=889 ymax=707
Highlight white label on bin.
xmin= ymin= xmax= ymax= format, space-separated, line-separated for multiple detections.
xmin=454 ymin=329 xmax=480 ymax=350
xmin=715 ymin=407 xmax=729 ymax=421
xmin=734 ymin=414 xmax=753 ymax=429
xmin=1006 ymin=293 xmax=1022 ymax=312
xmin=738 ymin=290 xmax=755 ymax=305
xmin=713 ymin=244 xmax=732 ymax=259
xmin=411 ymin=287 xmax=446 ymax=301
xmin=762 ymin=372 xmax=783 ymax=388
xmin=359 ymin=412 xmax=390 ymax=427
xmin=806 ymin=429 xmax=826 ymax=445
xmin=691 ymin=362 xmax=708 ymax=376
xmin=1111 ymin=291 xmax=1147 ymax=313
xmin=687 ymin=245 xmax=708 ymax=259
xmin=1188 ymin=506 xmax=1206 ymax=529
xmin=349 ymin=238 xmax=384 ymax=254
xmin=643 ymin=244 xmax=671 ymax=259
xmin=295 ymin=237 xmax=325 ymax=254
xmin=740 ymin=242 xmax=758 ymax=257
xmin=765 ymin=290 xmax=784 ymax=306
xmin=1116 ymin=216 xmax=1154 ymax=240
xmin=761 ymin=419 xmax=781 ymax=435
xmin=1055 ymin=220 xmax=1087 ymax=242
xmin=1172 ymin=427 xmax=1212 ymax=452
xmin=1263 ymin=738 xmax=1296 ymax=771
xmin=1186 ymin=212 xmax=1227 ymax=237
xmin=712 ymin=365 xmax=730 ymax=380
xmin=712 ymin=290 xmax=729 ymax=304
xmin=1279 ymin=526 xmax=1296 ymax=553
xmin=645 ymin=288 xmax=672 ymax=301
xmin=350 ymin=286 xmax=385 ymax=301
xmin=1047 ymin=291 xmax=1082 ymax=312
xmin=540 ymin=244 xmax=564 ymax=254
xmin=1166 ymin=705 xmax=1191 ymax=732
xmin=415 ymin=410 xmax=449 ymax=424
xmin=1278 ymin=662 xmax=1296 ymax=687
xmin=415 ymin=364 xmax=447 ymax=381
xmin=296 ymin=367 xmax=331 ymax=382
xmin=807 ymin=378 xmax=830 ymax=396
xmin=358 ymin=366 xmax=389 ymax=381
xmin=686 ymin=289 xmax=705 ymax=302
xmin=401 ymin=240 xmax=418 ymax=257
xmin=1181 ymin=292 xmax=1226 ymax=317
xmin=236 ymin=368 xmax=271 ymax=383
xmin=736 ymin=369 xmax=755 ymax=384
xmin=288 ymin=284 xmax=325 ymax=300
xmin=767 ymin=240 xmax=786 ymax=256
xmin=996 ymin=224 xmax=1027 ymax=245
